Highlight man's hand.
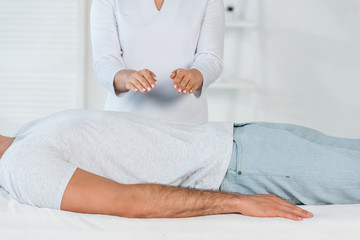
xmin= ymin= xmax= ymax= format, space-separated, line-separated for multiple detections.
xmin=235 ymin=194 xmax=313 ymax=221
xmin=170 ymin=68 xmax=203 ymax=95
xmin=114 ymin=69 xmax=157 ymax=93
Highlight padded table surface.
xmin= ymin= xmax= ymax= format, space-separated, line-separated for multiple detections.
xmin=1 ymin=187 xmax=360 ymax=240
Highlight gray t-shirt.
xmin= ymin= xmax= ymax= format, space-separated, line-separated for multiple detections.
xmin=2 ymin=110 xmax=234 ymax=193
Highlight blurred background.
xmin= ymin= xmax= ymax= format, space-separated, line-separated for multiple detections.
xmin=0 ymin=0 xmax=359 ymax=138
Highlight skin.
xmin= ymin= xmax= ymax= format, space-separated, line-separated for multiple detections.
xmin=154 ymin=0 xmax=165 ymax=11
xmin=114 ymin=69 xmax=158 ymax=94
xmin=61 ymin=169 xmax=313 ymax=220
xmin=0 ymin=135 xmax=15 ymax=159
xmin=0 ymin=135 xmax=313 ymax=221
xmin=114 ymin=68 xmax=204 ymax=95
xmin=170 ymin=68 xmax=204 ymax=95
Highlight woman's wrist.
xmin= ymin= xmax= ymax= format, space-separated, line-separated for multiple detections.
xmin=188 ymin=68 xmax=204 ymax=91
xmin=114 ymin=69 xmax=136 ymax=93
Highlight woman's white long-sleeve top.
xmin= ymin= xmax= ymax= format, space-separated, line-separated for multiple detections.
xmin=91 ymin=0 xmax=224 ymax=124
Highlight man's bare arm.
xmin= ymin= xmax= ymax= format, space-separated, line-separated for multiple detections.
xmin=61 ymin=169 xmax=313 ymax=221
xmin=117 ymin=184 xmax=313 ymax=221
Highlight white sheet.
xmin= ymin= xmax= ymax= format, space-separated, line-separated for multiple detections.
xmin=1 ymin=187 xmax=360 ymax=240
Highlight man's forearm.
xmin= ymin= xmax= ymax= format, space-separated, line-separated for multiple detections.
xmin=61 ymin=169 xmax=313 ymax=221
xmin=122 ymin=184 xmax=240 ymax=218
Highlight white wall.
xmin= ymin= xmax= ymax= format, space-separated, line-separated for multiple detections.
xmin=0 ymin=0 xmax=86 ymax=136
xmin=257 ymin=0 xmax=360 ymax=138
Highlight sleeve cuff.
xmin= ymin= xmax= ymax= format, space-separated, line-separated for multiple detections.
xmin=95 ymin=62 xmax=125 ymax=96
xmin=192 ymin=66 xmax=213 ymax=99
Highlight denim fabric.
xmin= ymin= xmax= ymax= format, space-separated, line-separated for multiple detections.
xmin=220 ymin=122 xmax=360 ymax=205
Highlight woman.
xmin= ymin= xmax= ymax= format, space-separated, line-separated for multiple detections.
xmin=91 ymin=0 xmax=225 ymax=123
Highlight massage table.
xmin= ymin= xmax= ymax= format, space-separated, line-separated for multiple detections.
xmin=1 ymin=186 xmax=360 ymax=240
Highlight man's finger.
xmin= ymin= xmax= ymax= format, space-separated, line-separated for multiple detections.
xmin=280 ymin=211 xmax=304 ymax=221
xmin=278 ymin=199 xmax=313 ymax=218
xmin=290 ymin=207 xmax=313 ymax=218
xmin=277 ymin=203 xmax=313 ymax=220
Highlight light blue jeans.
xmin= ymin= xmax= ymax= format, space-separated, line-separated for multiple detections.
xmin=219 ymin=123 xmax=360 ymax=205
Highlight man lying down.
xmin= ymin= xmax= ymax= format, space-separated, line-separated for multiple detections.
xmin=0 ymin=110 xmax=359 ymax=221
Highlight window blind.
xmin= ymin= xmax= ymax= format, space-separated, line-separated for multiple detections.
xmin=0 ymin=0 xmax=86 ymax=136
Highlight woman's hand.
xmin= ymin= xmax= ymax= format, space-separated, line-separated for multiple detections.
xmin=170 ymin=68 xmax=204 ymax=95
xmin=114 ymin=69 xmax=157 ymax=93
xmin=236 ymin=194 xmax=313 ymax=221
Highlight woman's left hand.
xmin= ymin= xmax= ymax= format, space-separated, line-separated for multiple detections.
xmin=170 ymin=69 xmax=203 ymax=95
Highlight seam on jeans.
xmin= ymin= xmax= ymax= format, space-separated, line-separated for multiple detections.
xmin=237 ymin=140 xmax=242 ymax=173
xmin=237 ymin=173 xmax=360 ymax=182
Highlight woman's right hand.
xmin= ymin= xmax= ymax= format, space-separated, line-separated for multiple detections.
xmin=114 ymin=69 xmax=157 ymax=93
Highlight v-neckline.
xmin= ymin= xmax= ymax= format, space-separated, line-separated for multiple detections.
xmin=141 ymin=0 xmax=178 ymax=23
xmin=154 ymin=0 xmax=166 ymax=12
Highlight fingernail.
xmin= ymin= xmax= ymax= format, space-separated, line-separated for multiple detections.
xmin=142 ymin=88 xmax=146 ymax=92
xmin=297 ymin=217 xmax=303 ymax=220
xmin=190 ymin=90 xmax=193 ymax=93
xmin=152 ymin=84 xmax=155 ymax=88
xmin=174 ymin=85 xmax=177 ymax=88
xmin=147 ymin=88 xmax=151 ymax=91
xmin=307 ymin=212 xmax=313 ymax=217
xmin=135 ymin=89 xmax=138 ymax=92
xmin=178 ymin=89 xmax=182 ymax=93
xmin=183 ymin=90 xmax=187 ymax=93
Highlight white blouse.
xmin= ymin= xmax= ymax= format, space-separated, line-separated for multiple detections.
xmin=91 ymin=0 xmax=224 ymax=124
